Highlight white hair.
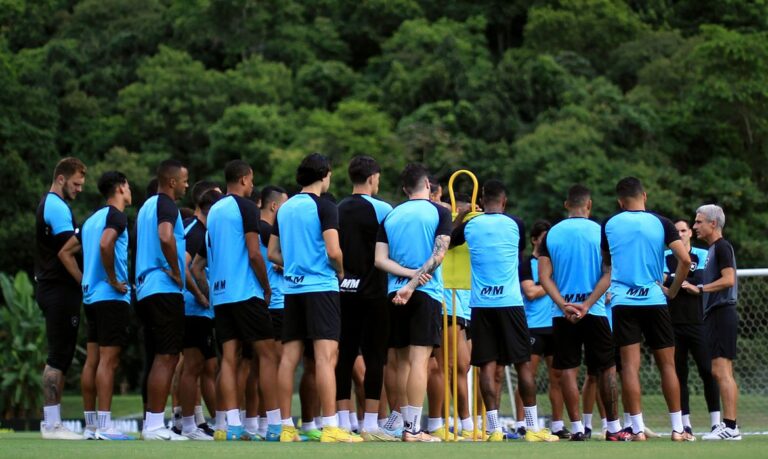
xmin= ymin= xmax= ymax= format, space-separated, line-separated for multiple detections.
xmin=696 ymin=204 xmax=725 ymax=230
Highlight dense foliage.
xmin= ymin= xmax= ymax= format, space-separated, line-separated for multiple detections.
xmin=2 ymin=0 xmax=767 ymax=269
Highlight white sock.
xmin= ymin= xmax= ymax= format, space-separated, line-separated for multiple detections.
xmin=239 ymin=409 xmax=246 ymax=424
xmin=400 ymin=406 xmax=412 ymax=431
xmin=338 ymin=410 xmax=351 ymax=430
xmin=461 ymin=417 xmax=474 ymax=433
xmin=302 ymin=420 xmax=316 ymax=432
xmin=410 ymin=406 xmax=423 ymax=433
xmin=182 ymin=415 xmax=197 ymax=434
xmin=258 ymin=417 xmax=268 ymax=436
xmin=145 ymin=411 xmax=165 ymax=431
xmin=44 ymin=405 xmax=62 ymax=429
xmin=363 ymin=412 xmax=378 ymax=432
xmin=226 ymin=409 xmax=242 ymax=427
xmin=378 ymin=418 xmax=387 ymax=429
xmin=314 ymin=416 xmax=323 ymax=428
xmin=384 ymin=410 xmax=402 ymax=430
xmin=427 ymin=417 xmax=443 ymax=432
xmin=84 ymin=411 xmax=97 ymax=429
xmin=571 ymin=420 xmax=584 ymax=435
xmin=607 ymin=420 xmax=621 ymax=434
xmin=670 ymin=411 xmax=683 ymax=433
xmin=323 ymin=414 xmax=339 ymax=428
xmin=524 ymin=406 xmax=538 ymax=431
xmin=266 ymin=409 xmax=281 ymax=426
xmin=215 ymin=411 xmax=226 ymax=430
xmin=244 ymin=417 xmax=259 ymax=433
xmin=515 ymin=420 xmax=525 ymax=429
xmin=97 ymin=411 xmax=111 ymax=431
xmin=486 ymin=410 xmax=501 ymax=433
xmin=710 ymin=411 xmax=721 ymax=428
xmin=173 ymin=406 xmax=182 ymax=429
xmin=349 ymin=412 xmax=359 ymax=432
xmin=551 ymin=419 xmax=564 ymax=432
xmin=583 ymin=413 xmax=593 ymax=430
xmin=630 ymin=413 xmax=645 ymax=434
xmin=282 ymin=418 xmax=294 ymax=427
xmin=682 ymin=414 xmax=691 ymax=428
xmin=602 ymin=418 xmax=609 ymax=431
xmin=194 ymin=405 xmax=206 ymax=426
xmin=623 ymin=413 xmax=632 ymax=429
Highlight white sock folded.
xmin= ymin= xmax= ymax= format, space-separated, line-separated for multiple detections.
xmin=670 ymin=411 xmax=683 ymax=433
xmin=226 ymin=409 xmax=242 ymax=427
xmin=630 ymin=413 xmax=645 ymax=434
xmin=583 ymin=413 xmax=593 ymax=430
xmin=363 ymin=412 xmax=378 ymax=432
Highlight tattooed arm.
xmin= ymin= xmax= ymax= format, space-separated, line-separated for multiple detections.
xmin=392 ymin=235 xmax=450 ymax=305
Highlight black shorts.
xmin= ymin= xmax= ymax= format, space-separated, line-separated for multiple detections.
xmin=529 ymin=327 xmax=555 ymax=357
xmin=269 ymin=309 xmax=284 ymax=341
xmin=215 ymin=297 xmax=274 ymax=344
xmin=705 ymin=306 xmax=738 ymax=360
xmin=447 ymin=315 xmax=469 ymax=331
xmin=388 ymin=291 xmax=442 ymax=348
xmin=612 ymin=305 xmax=674 ymax=350
xmin=552 ymin=315 xmax=614 ymax=372
xmin=184 ymin=316 xmax=216 ymax=360
xmin=283 ymin=292 xmax=341 ymax=342
xmin=470 ymin=307 xmax=530 ymax=366
xmin=138 ymin=293 xmax=184 ymax=355
xmin=84 ymin=301 xmax=130 ymax=347
xmin=37 ymin=281 xmax=82 ymax=373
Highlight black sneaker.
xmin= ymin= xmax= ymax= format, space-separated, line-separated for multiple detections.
xmin=171 ymin=426 xmax=182 ymax=435
xmin=684 ymin=426 xmax=693 ymax=436
xmin=570 ymin=432 xmax=587 ymax=441
xmin=584 ymin=427 xmax=592 ymax=439
xmin=516 ymin=426 xmax=527 ymax=437
xmin=553 ymin=427 xmax=571 ymax=439
xmin=198 ymin=423 xmax=215 ymax=437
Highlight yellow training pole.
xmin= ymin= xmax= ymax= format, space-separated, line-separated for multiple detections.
xmin=451 ymin=289 xmax=459 ymax=442
xmin=472 ymin=368 xmax=479 ymax=441
xmin=442 ymin=299 xmax=449 ymax=441
xmin=481 ymin=389 xmax=486 ymax=439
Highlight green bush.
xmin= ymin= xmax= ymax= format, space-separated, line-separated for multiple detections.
xmin=0 ymin=271 xmax=46 ymax=418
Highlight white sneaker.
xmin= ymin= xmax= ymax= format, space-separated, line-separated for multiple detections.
xmin=183 ymin=427 xmax=214 ymax=441
xmin=142 ymin=426 xmax=189 ymax=441
xmin=643 ymin=425 xmax=661 ymax=438
xmin=83 ymin=427 xmax=97 ymax=440
xmin=96 ymin=428 xmax=134 ymax=440
xmin=702 ymin=423 xmax=742 ymax=441
xmin=41 ymin=422 xmax=83 ymax=440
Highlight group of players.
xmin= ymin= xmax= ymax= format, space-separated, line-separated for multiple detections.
xmin=33 ymin=153 xmax=741 ymax=443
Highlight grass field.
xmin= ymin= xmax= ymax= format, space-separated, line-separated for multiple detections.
xmin=1 ymin=431 xmax=767 ymax=459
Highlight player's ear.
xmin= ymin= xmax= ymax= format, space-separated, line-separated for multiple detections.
xmin=563 ymin=200 xmax=568 ymax=210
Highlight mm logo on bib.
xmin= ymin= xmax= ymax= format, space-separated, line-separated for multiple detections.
xmin=340 ymin=278 xmax=360 ymax=291
xmin=626 ymin=287 xmax=649 ymax=297
xmin=286 ymin=275 xmax=305 ymax=284
xmin=481 ymin=285 xmax=504 ymax=296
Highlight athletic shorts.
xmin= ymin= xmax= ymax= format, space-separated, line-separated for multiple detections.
xmin=612 ymin=305 xmax=674 ymax=350
xmin=388 ymin=291 xmax=442 ymax=348
xmin=470 ymin=306 xmax=531 ymax=366
xmin=529 ymin=326 xmax=555 ymax=357
xmin=269 ymin=309 xmax=284 ymax=342
xmin=447 ymin=315 xmax=469 ymax=331
xmin=283 ymin=291 xmax=341 ymax=342
xmin=215 ymin=297 xmax=274 ymax=345
xmin=137 ymin=293 xmax=184 ymax=355
xmin=36 ymin=281 xmax=82 ymax=373
xmin=705 ymin=306 xmax=738 ymax=360
xmin=552 ymin=315 xmax=614 ymax=372
xmin=183 ymin=316 xmax=216 ymax=360
xmin=84 ymin=300 xmax=130 ymax=347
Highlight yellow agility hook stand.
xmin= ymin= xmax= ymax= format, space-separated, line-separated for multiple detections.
xmin=441 ymin=169 xmax=485 ymax=441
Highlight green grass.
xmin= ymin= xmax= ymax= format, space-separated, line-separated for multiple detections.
xmin=1 ymin=432 xmax=767 ymax=459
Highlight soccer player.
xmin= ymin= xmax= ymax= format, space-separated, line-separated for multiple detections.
xmin=59 ymin=171 xmax=132 ymax=440
xmin=250 ymin=185 xmax=289 ymax=438
xmin=374 ymin=163 xmax=451 ymax=442
xmin=335 ymin=156 xmax=396 ymax=441
xmin=36 ymin=157 xmax=86 ymax=440
xmin=179 ymin=183 xmax=222 ymax=440
xmin=518 ymin=220 xmax=568 ymax=439
xmin=691 ymin=205 xmax=740 ymax=441
xmin=135 ymin=159 xmax=189 ymax=441
xmin=269 ymin=153 xmax=361 ymax=443
xmin=664 ymin=219 xmax=721 ymax=434
xmin=538 ymin=185 xmax=629 ymax=442
xmin=602 ymin=177 xmax=692 ymax=441
xmin=195 ymin=160 xmax=280 ymax=441
xmin=451 ymin=179 xmax=557 ymax=442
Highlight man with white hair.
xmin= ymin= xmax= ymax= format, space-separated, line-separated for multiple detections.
xmin=689 ymin=205 xmax=740 ymax=441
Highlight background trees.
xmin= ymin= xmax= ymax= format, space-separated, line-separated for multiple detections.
xmin=1 ymin=0 xmax=766 ymax=268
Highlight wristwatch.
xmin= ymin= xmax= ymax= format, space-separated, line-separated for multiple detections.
xmin=697 ymin=284 xmax=704 ymax=294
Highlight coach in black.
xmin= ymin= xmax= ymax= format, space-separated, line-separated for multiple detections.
xmin=689 ymin=205 xmax=741 ymax=441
